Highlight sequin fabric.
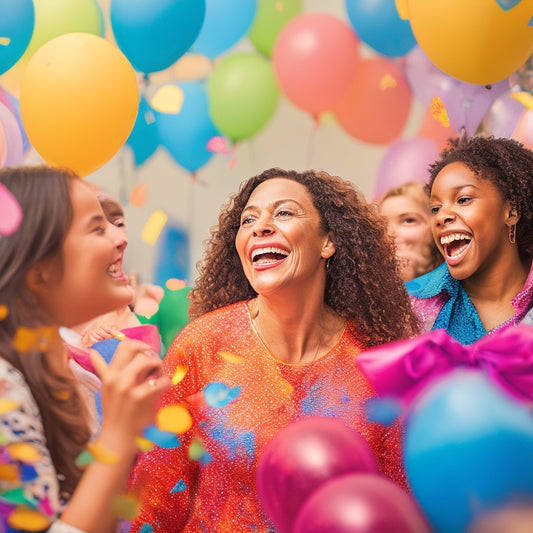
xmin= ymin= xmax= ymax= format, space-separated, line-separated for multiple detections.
xmin=129 ymin=301 xmax=406 ymax=533
xmin=407 ymin=262 xmax=533 ymax=344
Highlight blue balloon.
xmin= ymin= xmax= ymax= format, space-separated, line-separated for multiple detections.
xmin=345 ymin=0 xmax=416 ymax=58
xmin=192 ymin=0 xmax=257 ymax=59
xmin=156 ymin=81 xmax=220 ymax=173
xmin=110 ymin=0 xmax=206 ymax=74
xmin=0 ymin=0 xmax=34 ymax=75
xmin=126 ymin=95 xmax=159 ymax=166
xmin=405 ymin=370 xmax=533 ymax=533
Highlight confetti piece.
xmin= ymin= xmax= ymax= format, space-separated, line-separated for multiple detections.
xmin=495 ymin=0 xmax=521 ymax=10
xmin=135 ymin=436 xmax=155 ymax=452
xmin=275 ymin=1 xmax=284 ymax=11
xmin=0 ymin=399 xmax=20 ymax=415
xmin=142 ymin=424 xmax=181 ymax=449
xmin=129 ymin=183 xmax=148 ymax=207
xmin=204 ymin=382 xmax=241 ymax=408
xmin=218 ymin=351 xmax=243 ymax=365
xmin=19 ymin=464 xmax=38 ymax=482
xmin=430 ymin=96 xmax=450 ymax=127
xmin=379 ymin=73 xmax=397 ymax=91
xmin=199 ymin=451 xmax=213 ymax=465
xmin=0 ymin=464 xmax=18 ymax=482
xmin=7 ymin=443 xmax=42 ymax=464
xmin=0 ymin=38 xmax=11 ymax=46
xmin=141 ymin=209 xmax=168 ymax=245
xmin=0 ymin=305 xmax=8 ymax=321
xmin=510 ymin=90 xmax=533 ymax=110
xmin=150 ymin=84 xmax=184 ymax=114
xmin=364 ymin=397 xmax=403 ymax=426
xmin=188 ymin=437 xmax=207 ymax=461
xmin=165 ymin=278 xmax=186 ymax=291
xmin=206 ymin=136 xmax=231 ymax=155
xmin=12 ymin=327 xmax=41 ymax=353
xmin=114 ymin=332 xmax=126 ymax=341
xmin=171 ymin=364 xmax=189 ymax=385
xmin=7 ymin=506 xmax=51 ymax=531
xmin=0 ymin=487 xmax=29 ymax=505
xmin=54 ymin=390 xmax=70 ymax=401
xmin=75 ymin=449 xmax=94 ymax=467
xmin=228 ymin=157 xmax=237 ymax=169
xmin=140 ymin=524 xmax=154 ymax=533
xmin=112 ymin=494 xmax=140 ymax=521
xmin=87 ymin=442 xmax=120 ymax=465
xmin=171 ymin=479 xmax=187 ymax=493
xmin=156 ymin=404 xmax=192 ymax=434
xmin=0 ymin=183 xmax=23 ymax=236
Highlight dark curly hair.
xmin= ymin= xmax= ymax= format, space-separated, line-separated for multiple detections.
xmin=189 ymin=168 xmax=420 ymax=346
xmin=427 ymin=135 xmax=533 ymax=262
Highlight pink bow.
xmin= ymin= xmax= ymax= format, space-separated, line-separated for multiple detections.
xmin=356 ymin=324 xmax=533 ymax=406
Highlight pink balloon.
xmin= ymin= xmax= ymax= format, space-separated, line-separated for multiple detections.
xmin=0 ymin=101 xmax=23 ymax=167
xmin=512 ymin=109 xmax=533 ymax=150
xmin=257 ymin=416 xmax=379 ymax=533
xmin=273 ymin=12 xmax=360 ymax=118
xmin=482 ymin=93 xmax=525 ymax=139
xmin=373 ymin=137 xmax=439 ymax=202
xmin=293 ymin=473 xmax=432 ymax=533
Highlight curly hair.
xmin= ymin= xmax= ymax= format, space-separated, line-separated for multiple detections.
xmin=427 ymin=135 xmax=533 ymax=262
xmin=189 ymin=168 xmax=420 ymax=346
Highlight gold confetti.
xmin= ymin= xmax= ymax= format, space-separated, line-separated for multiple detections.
xmin=166 ymin=278 xmax=186 ymax=291
xmin=7 ymin=507 xmax=51 ymax=531
xmin=0 ymin=38 xmax=10 ymax=46
xmin=379 ymin=74 xmax=397 ymax=91
xmin=135 ymin=436 xmax=155 ymax=452
xmin=188 ymin=437 xmax=206 ymax=460
xmin=0 ymin=398 xmax=20 ymax=415
xmin=275 ymin=1 xmax=284 ymax=12
xmin=13 ymin=327 xmax=41 ymax=353
xmin=219 ymin=351 xmax=244 ymax=364
xmin=150 ymin=84 xmax=184 ymax=114
xmin=7 ymin=443 xmax=42 ymax=463
xmin=510 ymin=90 xmax=533 ymax=110
xmin=172 ymin=364 xmax=189 ymax=385
xmin=129 ymin=183 xmax=148 ymax=207
xmin=0 ymin=463 xmax=19 ymax=482
xmin=115 ymin=332 xmax=126 ymax=341
xmin=87 ymin=442 xmax=120 ymax=465
xmin=156 ymin=404 xmax=192 ymax=434
xmin=0 ymin=304 xmax=8 ymax=320
xmin=112 ymin=494 xmax=140 ymax=521
xmin=430 ymin=96 xmax=450 ymax=127
xmin=141 ymin=209 xmax=168 ymax=245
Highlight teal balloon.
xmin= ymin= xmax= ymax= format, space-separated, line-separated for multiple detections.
xmin=405 ymin=370 xmax=533 ymax=533
xmin=0 ymin=0 xmax=34 ymax=75
xmin=207 ymin=52 xmax=280 ymax=141
xmin=156 ymin=81 xmax=219 ymax=173
xmin=192 ymin=0 xmax=257 ymax=59
xmin=345 ymin=0 xmax=416 ymax=58
xmin=110 ymin=0 xmax=206 ymax=74
xmin=126 ymin=95 xmax=159 ymax=166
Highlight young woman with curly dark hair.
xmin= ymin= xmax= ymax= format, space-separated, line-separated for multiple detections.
xmin=129 ymin=168 xmax=419 ymax=533
xmin=407 ymin=135 xmax=533 ymax=344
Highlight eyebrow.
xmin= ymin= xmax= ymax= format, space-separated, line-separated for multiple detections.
xmin=242 ymin=198 xmax=305 ymax=213
xmin=86 ymin=214 xmax=106 ymax=228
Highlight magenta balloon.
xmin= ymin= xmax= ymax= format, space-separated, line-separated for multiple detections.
xmin=257 ymin=416 xmax=379 ymax=533
xmin=404 ymin=46 xmax=510 ymax=136
xmin=293 ymin=473 xmax=432 ymax=533
xmin=0 ymin=101 xmax=22 ymax=167
xmin=373 ymin=137 xmax=439 ymax=202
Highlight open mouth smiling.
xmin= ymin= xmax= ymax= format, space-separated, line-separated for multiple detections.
xmin=440 ymin=232 xmax=472 ymax=264
xmin=251 ymin=247 xmax=290 ymax=265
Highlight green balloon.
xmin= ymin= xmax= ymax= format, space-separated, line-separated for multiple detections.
xmin=248 ymin=0 xmax=303 ymax=58
xmin=207 ymin=52 xmax=280 ymax=142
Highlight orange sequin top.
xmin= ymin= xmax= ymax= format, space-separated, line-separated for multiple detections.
xmin=129 ymin=301 xmax=406 ymax=533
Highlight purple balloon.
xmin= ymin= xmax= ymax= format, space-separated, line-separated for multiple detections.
xmin=257 ymin=417 xmax=379 ymax=533
xmin=404 ymin=46 xmax=509 ymax=136
xmin=0 ymin=101 xmax=22 ymax=168
xmin=373 ymin=137 xmax=439 ymax=202
xmin=293 ymin=473 xmax=432 ymax=533
xmin=482 ymin=92 xmax=525 ymax=139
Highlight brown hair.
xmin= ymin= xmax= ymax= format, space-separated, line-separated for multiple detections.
xmin=189 ymin=168 xmax=419 ymax=346
xmin=0 ymin=165 xmax=91 ymax=497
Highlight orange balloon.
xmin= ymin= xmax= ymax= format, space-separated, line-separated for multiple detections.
xmin=20 ymin=33 xmax=138 ymax=177
xmin=334 ymin=57 xmax=412 ymax=144
xmin=396 ymin=0 xmax=533 ymax=85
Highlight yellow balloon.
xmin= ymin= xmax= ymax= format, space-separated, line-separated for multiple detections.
xmin=396 ymin=0 xmax=533 ymax=85
xmin=20 ymin=33 xmax=138 ymax=176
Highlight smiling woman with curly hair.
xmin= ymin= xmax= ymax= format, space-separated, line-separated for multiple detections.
xmin=130 ymin=168 xmax=419 ymax=533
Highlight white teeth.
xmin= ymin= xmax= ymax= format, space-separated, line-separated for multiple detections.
xmin=251 ymin=247 xmax=289 ymax=261
xmin=440 ymin=233 xmax=471 ymax=245
xmin=107 ymin=263 xmax=120 ymax=275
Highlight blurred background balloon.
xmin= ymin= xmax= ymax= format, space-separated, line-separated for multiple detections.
xmin=510 ymin=53 xmax=533 ymax=94
xmin=248 ymin=0 xmax=303 ymax=58
xmin=405 ymin=370 xmax=533 ymax=533
xmin=273 ymin=12 xmax=360 ymax=119
xmin=334 ymin=56 xmax=413 ymax=144
xmin=404 ymin=46 xmax=510 ymax=136
xmin=396 ymin=0 xmax=533 ymax=84
xmin=345 ymin=0 xmax=416 ymax=58
xmin=191 ymin=0 xmax=257 ymax=59
xmin=110 ymin=0 xmax=205 ymax=74
xmin=0 ymin=120 xmax=5 ymax=168
xmin=20 ymin=33 xmax=139 ymax=177
xmin=293 ymin=473 xmax=432 ymax=533
xmin=0 ymin=0 xmax=34 ymax=75
xmin=0 ymin=100 xmax=23 ymax=167
xmin=207 ymin=52 xmax=280 ymax=142
xmin=373 ymin=137 xmax=439 ymax=201
xmin=156 ymin=81 xmax=220 ymax=173
xmin=257 ymin=416 xmax=379 ymax=533
xmin=478 ymin=92 xmax=525 ymax=139
xmin=417 ymin=105 xmax=458 ymax=152
xmin=0 ymin=86 xmax=29 ymax=153
xmin=126 ymin=95 xmax=159 ymax=167
xmin=512 ymin=108 xmax=533 ymax=150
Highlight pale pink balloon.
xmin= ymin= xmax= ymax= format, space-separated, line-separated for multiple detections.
xmin=512 ymin=109 xmax=533 ymax=150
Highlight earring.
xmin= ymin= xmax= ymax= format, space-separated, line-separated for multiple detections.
xmin=325 ymin=257 xmax=331 ymax=270
xmin=509 ymin=223 xmax=517 ymax=244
